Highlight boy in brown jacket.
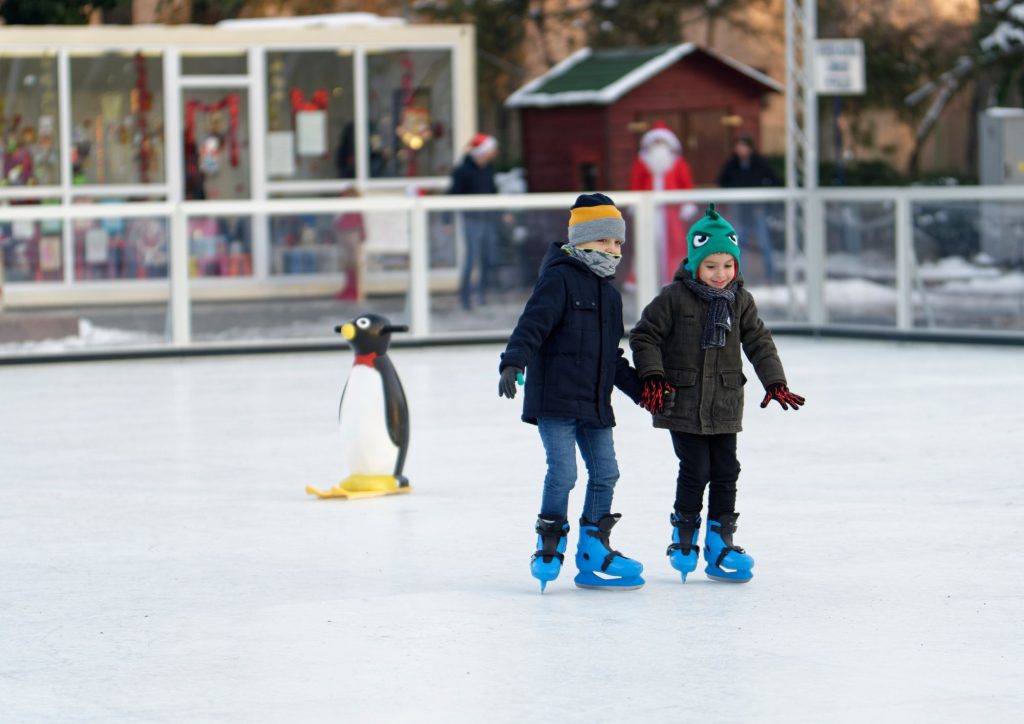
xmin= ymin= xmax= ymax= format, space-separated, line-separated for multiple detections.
xmin=629 ymin=203 xmax=804 ymax=583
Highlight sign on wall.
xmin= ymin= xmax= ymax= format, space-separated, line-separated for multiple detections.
xmin=814 ymin=39 xmax=865 ymax=95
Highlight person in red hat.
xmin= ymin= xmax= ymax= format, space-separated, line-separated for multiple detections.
xmin=628 ymin=122 xmax=697 ymax=284
xmin=448 ymin=133 xmax=501 ymax=310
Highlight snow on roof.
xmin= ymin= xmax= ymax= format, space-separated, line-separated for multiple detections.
xmin=506 ymin=43 xmax=782 ymax=108
xmin=217 ymin=13 xmax=406 ymax=30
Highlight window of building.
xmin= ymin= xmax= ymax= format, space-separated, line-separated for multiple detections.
xmin=69 ymin=51 xmax=166 ymax=185
xmin=366 ymin=49 xmax=453 ymax=179
xmin=0 ymin=52 xmax=61 ymax=187
xmin=265 ymin=50 xmax=356 ymax=182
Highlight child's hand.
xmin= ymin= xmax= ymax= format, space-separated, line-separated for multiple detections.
xmin=760 ymin=384 xmax=805 ymax=410
xmin=499 ymin=366 xmax=524 ymax=399
xmin=640 ymin=375 xmax=675 ymax=414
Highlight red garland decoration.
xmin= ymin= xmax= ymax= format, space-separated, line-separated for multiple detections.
xmin=134 ymin=53 xmax=152 ymax=183
xmin=289 ymin=88 xmax=329 ymax=113
xmin=184 ymin=95 xmax=240 ymax=168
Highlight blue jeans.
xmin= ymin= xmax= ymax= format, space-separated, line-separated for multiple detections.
xmin=537 ymin=417 xmax=620 ymax=523
xmin=459 ymin=216 xmax=499 ymax=309
xmin=732 ymin=203 xmax=776 ymax=280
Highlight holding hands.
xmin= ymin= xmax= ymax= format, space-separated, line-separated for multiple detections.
xmin=760 ymin=384 xmax=805 ymax=411
xmin=640 ymin=375 xmax=675 ymax=415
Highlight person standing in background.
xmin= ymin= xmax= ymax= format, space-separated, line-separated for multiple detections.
xmin=628 ymin=122 xmax=697 ymax=285
xmin=717 ymin=136 xmax=781 ymax=281
xmin=449 ymin=133 xmax=500 ymax=311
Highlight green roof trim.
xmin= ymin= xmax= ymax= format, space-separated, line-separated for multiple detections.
xmin=532 ymin=46 xmax=673 ymax=94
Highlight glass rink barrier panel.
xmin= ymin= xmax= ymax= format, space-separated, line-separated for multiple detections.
xmin=426 ymin=202 xmax=639 ymax=335
xmin=912 ymin=199 xmax=1024 ymax=332
xmin=0 ymin=209 xmax=175 ymax=354
xmin=187 ymin=208 xmax=415 ymax=343
xmin=824 ymin=200 xmax=898 ymax=327
xmin=74 ymin=215 xmax=169 ymax=281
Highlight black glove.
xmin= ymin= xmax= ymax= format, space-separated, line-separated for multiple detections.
xmin=760 ymin=384 xmax=806 ymax=410
xmin=499 ymin=366 xmax=524 ymax=399
xmin=640 ymin=375 xmax=675 ymax=414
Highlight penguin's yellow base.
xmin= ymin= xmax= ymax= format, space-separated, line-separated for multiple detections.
xmin=305 ymin=475 xmax=412 ymax=500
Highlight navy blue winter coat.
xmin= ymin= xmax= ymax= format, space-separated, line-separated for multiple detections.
xmin=500 ymin=244 xmax=642 ymax=427
xmin=448 ymin=154 xmax=498 ymax=224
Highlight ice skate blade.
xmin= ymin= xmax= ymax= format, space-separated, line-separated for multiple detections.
xmin=705 ymin=567 xmax=752 ymax=583
xmin=305 ymin=485 xmax=412 ymax=500
xmin=573 ymin=571 xmax=645 ymax=591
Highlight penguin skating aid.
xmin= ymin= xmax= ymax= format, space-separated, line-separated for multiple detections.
xmin=305 ymin=315 xmax=412 ymax=500
xmin=573 ymin=514 xmax=644 ymax=590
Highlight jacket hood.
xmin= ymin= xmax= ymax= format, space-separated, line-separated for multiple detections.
xmin=541 ymin=242 xmax=581 ymax=271
xmin=674 ymin=257 xmax=746 ymax=287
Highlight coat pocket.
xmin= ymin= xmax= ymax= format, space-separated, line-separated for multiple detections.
xmin=664 ymin=367 xmax=698 ymax=417
xmin=570 ymin=296 xmax=599 ymax=331
xmin=714 ymin=369 xmax=745 ymax=421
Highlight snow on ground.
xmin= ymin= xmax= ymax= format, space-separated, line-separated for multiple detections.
xmin=1 ymin=339 xmax=1023 ymax=723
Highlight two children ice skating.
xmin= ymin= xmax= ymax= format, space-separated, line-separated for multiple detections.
xmin=500 ymin=197 xmax=803 ymax=591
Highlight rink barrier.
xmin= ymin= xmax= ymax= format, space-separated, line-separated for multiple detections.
xmin=1 ymin=186 xmax=1023 ymax=362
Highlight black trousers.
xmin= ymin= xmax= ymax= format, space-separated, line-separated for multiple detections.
xmin=670 ymin=431 xmax=741 ymax=521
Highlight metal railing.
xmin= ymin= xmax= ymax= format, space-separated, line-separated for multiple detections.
xmin=1 ymin=185 xmax=1023 ymax=358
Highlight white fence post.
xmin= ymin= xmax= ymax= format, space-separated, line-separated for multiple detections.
xmin=894 ymin=193 xmax=913 ymax=330
xmin=408 ymin=198 xmax=430 ymax=337
xmin=805 ymin=192 xmax=826 ymax=327
xmin=633 ymin=193 xmax=658 ymax=323
xmin=169 ymin=205 xmax=191 ymax=346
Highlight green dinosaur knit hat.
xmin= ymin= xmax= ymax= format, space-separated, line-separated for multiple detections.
xmin=686 ymin=203 xmax=741 ymax=278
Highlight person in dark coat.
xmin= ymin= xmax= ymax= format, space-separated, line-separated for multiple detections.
xmin=717 ymin=136 xmax=781 ymax=281
xmin=630 ymin=203 xmax=805 ymax=584
xmin=498 ymin=193 xmax=645 ymax=592
xmin=449 ymin=133 xmax=500 ymax=310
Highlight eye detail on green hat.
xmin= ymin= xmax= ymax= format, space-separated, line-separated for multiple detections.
xmin=727 ymin=233 xmax=738 ymax=245
xmin=692 ymin=233 xmax=710 ymax=247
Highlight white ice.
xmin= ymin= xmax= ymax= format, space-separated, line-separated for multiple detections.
xmin=2 ymin=338 xmax=1023 ymax=723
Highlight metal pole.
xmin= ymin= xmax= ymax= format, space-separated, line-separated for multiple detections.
xmin=802 ymin=0 xmax=824 ymax=327
xmin=784 ymin=0 xmax=799 ymax=317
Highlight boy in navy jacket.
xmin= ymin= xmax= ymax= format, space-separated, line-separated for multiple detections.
xmin=499 ymin=193 xmax=644 ymax=592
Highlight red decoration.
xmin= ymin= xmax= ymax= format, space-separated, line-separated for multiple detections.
xmin=184 ymin=95 xmax=241 ymax=168
xmin=134 ymin=53 xmax=152 ymax=183
xmin=289 ymin=88 xmax=329 ymax=113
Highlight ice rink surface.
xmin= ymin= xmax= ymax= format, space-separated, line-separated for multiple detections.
xmin=2 ymin=337 xmax=1023 ymax=723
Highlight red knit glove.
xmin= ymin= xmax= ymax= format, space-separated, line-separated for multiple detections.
xmin=760 ymin=384 xmax=805 ymax=410
xmin=640 ymin=375 xmax=675 ymax=414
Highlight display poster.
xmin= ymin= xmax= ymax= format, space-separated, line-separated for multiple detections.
xmin=39 ymin=236 xmax=62 ymax=272
xmin=267 ymin=131 xmax=296 ymax=177
xmin=85 ymin=228 xmax=110 ymax=264
xmin=296 ymin=111 xmax=327 ymax=156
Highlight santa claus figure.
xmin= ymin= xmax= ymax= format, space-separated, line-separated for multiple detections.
xmin=629 ymin=122 xmax=696 ymax=283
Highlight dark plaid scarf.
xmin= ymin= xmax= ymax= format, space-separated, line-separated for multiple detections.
xmin=682 ymin=276 xmax=737 ymax=349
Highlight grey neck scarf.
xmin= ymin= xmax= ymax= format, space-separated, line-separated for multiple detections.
xmin=561 ymin=244 xmax=621 ymax=278
xmin=682 ymin=276 xmax=737 ymax=349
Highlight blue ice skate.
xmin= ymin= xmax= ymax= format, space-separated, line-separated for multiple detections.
xmin=531 ymin=517 xmax=569 ymax=592
xmin=574 ymin=513 xmax=644 ymax=590
xmin=667 ymin=510 xmax=701 ymax=583
xmin=704 ymin=512 xmax=754 ymax=583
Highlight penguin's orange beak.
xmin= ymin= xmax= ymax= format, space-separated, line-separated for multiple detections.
xmin=339 ymin=323 xmax=356 ymax=340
